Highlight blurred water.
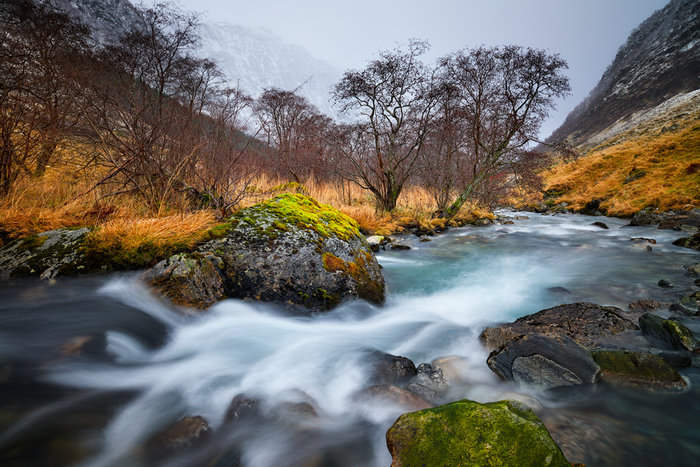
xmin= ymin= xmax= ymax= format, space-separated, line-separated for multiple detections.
xmin=0 ymin=212 xmax=698 ymax=466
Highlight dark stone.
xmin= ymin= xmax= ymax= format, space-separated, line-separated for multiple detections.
xmin=591 ymin=221 xmax=609 ymax=229
xmin=639 ymin=313 xmax=699 ymax=352
xmin=370 ymin=351 xmax=417 ymax=384
xmin=154 ymin=416 xmax=210 ymax=450
xmin=405 ymin=363 xmax=449 ymax=403
xmin=672 ymin=232 xmax=700 ymax=250
xmin=480 ymin=302 xmax=639 ymax=350
xmin=670 ymin=298 xmax=700 ymax=316
xmin=629 ymin=208 xmax=664 ymax=226
xmin=487 ymin=334 xmax=600 ymax=388
xmin=390 ymin=244 xmax=411 ymax=250
xmin=658 ymin=278 xmax=674 ymax=288
xmin=225 ymin=394 xmax=260 ymax=423
xmin=657 ymin=352 xmax=692 ymax=368
xmin=628 ymin=299 xmax=665 ymax=313
xmin=630 ymin=237 xmax=656 ymax=244
xmin=591 ymin=350 xmax=687 ymax=392
xmin=579 ymin=199 xmax=607 ymax=216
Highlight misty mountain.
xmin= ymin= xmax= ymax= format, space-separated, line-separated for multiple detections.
xmin=198 ymin=22 xmax=341 ymax=116
xmin=548 ymin=0 xmax=699 ymax=147
xmin=46 ymin=0 xmax=340 ymax=116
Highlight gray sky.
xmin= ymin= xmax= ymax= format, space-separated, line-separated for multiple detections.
xmin=175 ymin=0 xmax=669 ymax=138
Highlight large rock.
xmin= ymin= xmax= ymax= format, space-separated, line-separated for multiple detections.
xmin=405 ymin=363 xmax=449 ymax=403
xmin=0 ymin=227 xmax=91 ymax=280
xmin=638 ymin=313 xmax=699 ymax=352
xmin=590 ymin=350 xmax=687 ymax=392
xmin=487 ymin=334 xmax=600 ymax=389
xmin=369 ymin=352 xmax=417 ymax=385
xmin=480 ymin=302 xmax=639 ymax=350
xmin=386 ymin=399 xmax=570 ymax=467
xmin=148 ymin=194 xmax=384 ymax=310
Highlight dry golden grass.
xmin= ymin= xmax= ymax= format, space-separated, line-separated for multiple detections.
xmin=542 ymin=121 xmax=700 ymax=216
xmin=0 ymin=152 xmax=492 ymax=253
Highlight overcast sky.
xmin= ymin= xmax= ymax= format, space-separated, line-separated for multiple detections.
xmin=174 ymin=0 xmax=669 ymax=138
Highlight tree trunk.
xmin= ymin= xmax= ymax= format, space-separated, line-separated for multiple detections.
xmin=33 ymin=140 xmax=57 ymax=177
xmin=437 ymin=171 xmax=488 ymax=221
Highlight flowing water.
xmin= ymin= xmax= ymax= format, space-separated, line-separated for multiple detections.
xmin=1 ymin=212 xmax=699 ymax=466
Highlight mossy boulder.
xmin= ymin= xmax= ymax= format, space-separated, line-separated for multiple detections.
xmin=0 ymin=227 xmax=91 ymax=280
xmin=672 ymin=232 xmax=700 ymax=250
xmin=386 ymin=399 xmax=570 ymax=467
xmin=590 ymin=350 xmax=687 ymax=392
xmin=638 ymin=313 xmax=699 ymax=352
xmin=155 ymin=194 xmax=383 ymax=310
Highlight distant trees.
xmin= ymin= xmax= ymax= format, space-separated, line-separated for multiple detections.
xmin=332 ymin=40 xmax=436 ymax=211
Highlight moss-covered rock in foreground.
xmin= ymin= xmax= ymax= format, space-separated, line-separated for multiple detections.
xmin=386 ymin=399 xmax=570 ymax=467
xmin=149 ymin=194 xmax=385 ymax=310
xmin=591 ymin=350 xmax=687 ymax=392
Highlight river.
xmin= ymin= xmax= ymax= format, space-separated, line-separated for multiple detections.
xmin=0 ymin=212 xmax=698 ymax=466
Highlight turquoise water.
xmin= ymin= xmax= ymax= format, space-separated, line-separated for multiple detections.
xmin=0 ymin=212 xmax=698 ymax=466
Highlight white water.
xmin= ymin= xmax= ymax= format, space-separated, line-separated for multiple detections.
xmin=1 ymin=211 xmax=698 ymax=466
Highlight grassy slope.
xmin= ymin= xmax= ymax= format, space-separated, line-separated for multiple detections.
xmin=542 ymin=111 xmax=700 ymax=217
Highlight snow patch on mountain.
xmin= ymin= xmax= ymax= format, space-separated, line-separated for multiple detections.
xmin=198 ymin=22 xmax=342 ymax=117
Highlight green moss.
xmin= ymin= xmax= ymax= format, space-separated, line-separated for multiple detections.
xmin=204 ymin=222 xmax=234 ymax=240
xmin=232 ymin=194 xmax=361 ymax=241
xmin=591 ymin=350 xmax=684 ymax=387
xmin=386 ymin=399 xmax=569 ymax=466
xmin=322 ymin=251 xmax=384 ymax=304
xmin=665 ymin=320 xmax=698 ymax=351
xmin=17 ymin=235 xmax=48 ymax=252
xmin=313 ymin=288 xmax=339 ymax=307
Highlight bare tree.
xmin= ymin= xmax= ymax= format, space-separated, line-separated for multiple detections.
xmin=332 ymin=39 xmax=436 ymax=211
xmin=435 ymin=46 xmax=570 ymax=220
xmin=0 ymin=0 xmax=89 ymax=193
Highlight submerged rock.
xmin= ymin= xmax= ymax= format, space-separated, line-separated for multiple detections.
xmin=0 ymin=227 xmax=91 ymax=280
xmin=628 ymin=299 xmax=665 ymax=313
xmin=357 ymin=385 xmax=432 ymax=412
xmin=369 ymin=352 xmax=417 ymax=384
xmin=639 ymin=313 xmax=699 ymax=352
xmin=590 ymin=350 xmax=687 ymax=392
xmin=592 ymin=221 xmax=609 ymax=229
xmin=480 ymin=302 xmax=639 ymax=350
xmin=147 ymin=194 xmax=384 ymax=310
xmin=487 ymin=334 xmax=600 ymax=389
xmin=153 ymin=416 xmax=211 ymax=450
xmin=386 ymin=399 xmax=570 ymax=467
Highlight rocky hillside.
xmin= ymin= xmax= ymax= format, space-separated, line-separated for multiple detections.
xmin=548 ymin=0 xmax=699 ymax=148
xmin=540 ymin=0 xmax=699 ymax=216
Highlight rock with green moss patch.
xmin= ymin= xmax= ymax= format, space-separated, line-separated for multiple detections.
xmin=638 ymin=313 xmax=699 ymax=352
xmin=196 ymin=194 xmax=384 ymax=310
xmin=590 ymin=350 xmax=687 ymax=392
xmin=143 ymin=253 xmax=227 ymax=309
xmin=672 ymin=232 xmax=700 ymax=250
xmin=0 ymin=228 xmax=91 ymax=280
xmin=386 ymin=399 xmax=570 ymax=467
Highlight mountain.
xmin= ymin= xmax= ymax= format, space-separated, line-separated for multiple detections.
xmin=197 ymin=22 xmax=341 ymax=116
xmin=548 ymin=0 xmax=699 ymax=148
xmin=46 ymin=0 xmax=340 ymax=116
xmin=48 ymin=0 xmax=138 ymax=45
xmin=540 ymin=0 xmax=699 ymax=217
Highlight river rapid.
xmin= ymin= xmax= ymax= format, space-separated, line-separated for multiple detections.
xmin=1 ymin=212 xmax=699 ymax=466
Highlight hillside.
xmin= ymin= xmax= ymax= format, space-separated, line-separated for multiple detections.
xmin=541 ymin=0 xmax=700 ymax=216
